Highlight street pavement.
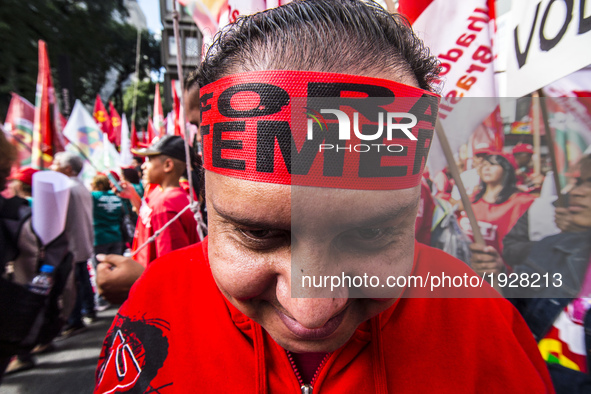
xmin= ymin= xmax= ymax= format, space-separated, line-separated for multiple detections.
xmin=0 ymin=306 xmax=118 ymax=394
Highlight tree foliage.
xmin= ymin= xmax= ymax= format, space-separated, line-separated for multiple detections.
xmin=123 ymin=80 xmax=171 ymax=131
xmin=0 ymin=0 xmax=161 ymax=120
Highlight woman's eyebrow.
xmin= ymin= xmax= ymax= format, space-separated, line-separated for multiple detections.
xmin=342 ymin=199 xmax=419 ymax=229
xmin=212 ymin=201 xmax=290 ymax=229
xmin=212 ymin=194 xmax=418 ymax=230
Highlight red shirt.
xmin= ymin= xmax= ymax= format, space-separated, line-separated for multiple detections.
xmin=132 ymin=186 xmax=199 ymax=267
xmin=95 ymin=240 xmax=553 ymax=393
xmin=458 ymin=193 xmax=535 ymax=254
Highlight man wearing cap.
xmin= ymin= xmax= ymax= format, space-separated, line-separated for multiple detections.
xmin=128 ymin=135 xmax=199 ymax=268
xmin=513 ymin=142 xmax=543 ymax=193
xmin=94 ymin=1 xmax=552 ymax=392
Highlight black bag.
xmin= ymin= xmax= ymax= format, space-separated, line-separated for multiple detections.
xmin=0 ymin=277 xmax=46 ymax=356
xmin=0 ymin=196 xmax=73 ymax=357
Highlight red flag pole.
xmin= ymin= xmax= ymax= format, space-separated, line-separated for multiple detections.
xmin=32 ymin=40 xmax=54 ymax=170
xmin=131 ymin=122 xmax=138 ymax=149
xmin=172 ymin=79 xmax=181 ymax=136
xmin=538 ymin=89 xmax=566 ymax=207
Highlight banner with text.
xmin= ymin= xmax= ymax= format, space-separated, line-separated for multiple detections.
xmin=506 ymin=0 xmax=591 ymax=97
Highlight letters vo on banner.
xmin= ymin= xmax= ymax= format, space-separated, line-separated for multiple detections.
xmin=507 ymin=0 xmax=591 ymax=97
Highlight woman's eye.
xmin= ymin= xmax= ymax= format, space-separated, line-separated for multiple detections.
xmin=356 ymin=228 xmax=383 ymax=240
xmin=338 ymin=227 xmax=397 ymax=252
xmin=235 ymin=228 xmax=289 ymax=250
xmin=240 ymin=229 xmax=274 ymax=239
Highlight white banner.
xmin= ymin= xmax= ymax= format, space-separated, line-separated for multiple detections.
xmin=409 ymin=0 xmax=498 ymax=175
xmin=506 ymin=0 xmax=591 ymax=97
xmin=32 ymin=171 xmax=70 ymax=245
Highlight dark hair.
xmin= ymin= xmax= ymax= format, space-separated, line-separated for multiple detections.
xmin=196 ymin=0 xmax=440 ymax=92
xmin=185 ymin=70 xmax=200 ymax=92
xmin=473 ymin=155 xmax=518 ymax=205
xmin=122 ymin=167 xmax=140 ymax=184
xmin=92 ymin=174 xmax=111 ymax=192
xmin=183 ymin=151 xmax=205 ymax=200
xmin=19 ymin=181 xmax=32 ymax=196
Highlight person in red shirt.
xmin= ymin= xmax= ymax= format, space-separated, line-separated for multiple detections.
xmin=461 ymin=154 xmax=535 ymax=277
xmin=94 ymin=1 xmax=553 ymax=392
xmin=513 ymin=142 xmax=544 ymax=193
xmin=130 ymin=135 xmax=199 ymax=267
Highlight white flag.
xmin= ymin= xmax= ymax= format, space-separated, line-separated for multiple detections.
xmin=120 ymin=113 xmax=133 ymax=166
xmin=398 ymin=0 xmax=499 ymax=175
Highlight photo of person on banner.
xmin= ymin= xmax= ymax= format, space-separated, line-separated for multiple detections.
xmin=93 ymin=1 xmax=553 ymax=393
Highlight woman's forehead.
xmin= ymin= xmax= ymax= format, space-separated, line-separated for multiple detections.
xmin=206 ymin=171 xmax=420 ymax=228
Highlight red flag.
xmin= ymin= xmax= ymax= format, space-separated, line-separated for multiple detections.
xmin=5 ymin=93 xmax=35 ymax=168
xmin=31 ymin=40 xmax=65 ymax=169
xmin=483 ymin=107 xmax=504 ymax=152
xmin=93 ymin=94 xmax=112 ymax=140
xmin=470 ymin=107 xmax=504 ymax=157
xmin=147 ymin=119 xmax=155 ymax=144
xmin=172 ymin=80 xmax=182 ymax=136
xmin=131 ymin=122 xmax=138 ymax=149
xmin=153 ymin=83 xmax=164 ymax=137
xmin=109 ymin=101 xmax=122 ymax=147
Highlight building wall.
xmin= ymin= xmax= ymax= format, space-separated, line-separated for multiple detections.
xmin=125 ymin=0 xmax=148 ymax=31
xmin=159 ymin=0 xmax=200 ymax=107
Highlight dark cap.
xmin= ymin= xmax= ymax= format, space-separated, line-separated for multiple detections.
xmin=132 ymin=135 xmax=189 ymax=163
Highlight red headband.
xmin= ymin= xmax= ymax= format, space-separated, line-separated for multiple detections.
xmin=200 ymin=71 xmax=440 ymax=190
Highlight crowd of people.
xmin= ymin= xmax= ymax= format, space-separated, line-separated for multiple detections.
xmin=0 ymin=130 xmax=202 ymax=378
xmin=1 ymin=0 xmax=591 ymax=392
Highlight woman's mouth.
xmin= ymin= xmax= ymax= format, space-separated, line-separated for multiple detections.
xmin=275 ymin=307 xmax=347 ymax=340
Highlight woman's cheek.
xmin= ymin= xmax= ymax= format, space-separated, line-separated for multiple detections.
xmin=208 ymin=232 xmax=277 ymax=301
